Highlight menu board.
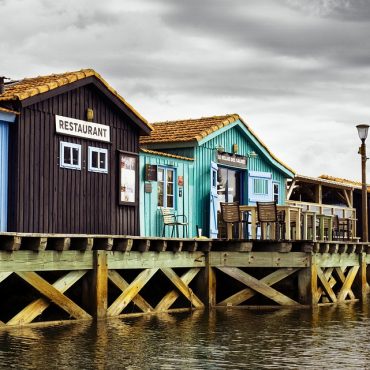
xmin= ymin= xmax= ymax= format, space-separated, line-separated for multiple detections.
xmin=119 ymin=152 xmax=137 ymax=205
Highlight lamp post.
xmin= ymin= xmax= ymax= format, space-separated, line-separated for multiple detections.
xmin=356 ymin=124 xmax=369 ymax=242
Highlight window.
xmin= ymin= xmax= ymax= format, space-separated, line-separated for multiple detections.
xmin=60 ymin=141 xmax=81 ymax=170
xmin=88 ymin=147 xmax=108 ymax=173
xmin=158 ymin=167 xmax=175 ymax=208
xmin=273 ymin=182 xmax=280 ymax=203
xmin=248 ymin=171 xmax=272 ymax=202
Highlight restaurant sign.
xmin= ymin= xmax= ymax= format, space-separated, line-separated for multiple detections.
xmin=217 ymin=152 xmax=247 ymax=169
xmin=55 ymin=115 xmax=110 ymax=142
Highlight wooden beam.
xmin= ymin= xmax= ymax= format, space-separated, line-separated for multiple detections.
xmin=220 ymin=268 xmax=299 ymax=306
xmin=16 ymin=271 xmax=91 ymax=320
xmin=107 ymin=268 xmax=158 ymax=316
xmin=0 ymin=272 xmax=12 ymax=283
xmin=316 ymin=266 xmax=337 ymax=303
xmin=286 ymin=179 xmax=296 ymax=200
xmin=108 ymin=270 xmax=153 ymax=313
xmin=217 ymin=267 xmax=299 ymax=306
xmin=335 ymin=267 xmax=355 ymax=300
xmin=92 ymin=250 xmax=108 ymax=318
xmin=316 ymin=268 xmax=336 ymax=302
xmin=343 ymin=190 xmax=352 ymax=208
xmin=7 ymin=271 xmax=86 ymax=325
xmin=155 ymin=268 xmax=201 ymax=311
xmin=161 ymin=268 xmax=204 ymax=309
xmin=337 ymin=266 xmax=360 ymax=301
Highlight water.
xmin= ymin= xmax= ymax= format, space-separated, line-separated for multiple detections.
xmin=1 ymin=304 xmax=370 ymax=369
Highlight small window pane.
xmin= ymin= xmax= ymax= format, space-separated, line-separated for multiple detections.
xmin=100 ymin=152 xmax=106 ymax=168
xmin=72 ymin=148 xmax=79 ymax=165
xmin=64 ymin=147 xmax=71 ymax=164
xmin=92 ymin=151 xmax=99 ymax=168
xmin=167 ymin=170 xmax=174 ymax=182
xmin=167 ymin=183 xmax=174 ymax=196
xmin=158 ymin=169 xmax=164 ymax=182
xmin=167 ymin=195 xmax=174 ymax=208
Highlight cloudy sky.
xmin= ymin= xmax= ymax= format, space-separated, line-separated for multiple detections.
xmin=1 ymin=0 xmax=370 ymax=181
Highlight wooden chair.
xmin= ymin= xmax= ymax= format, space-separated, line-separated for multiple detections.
xmin=333 ymin=216 xmax=351 ymax=240
xmin=256 ymin=201 xmax=285 ymax=240
xmin=160 ymin=207 xmax=188 ymax=238
xmin=220 ymin=202 xmax=250 ymax=239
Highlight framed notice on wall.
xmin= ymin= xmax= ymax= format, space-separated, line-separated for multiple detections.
xmin=119 ymin=151 xmax=137 ymax=205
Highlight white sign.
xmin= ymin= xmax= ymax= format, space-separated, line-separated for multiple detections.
xmin=55 ymin=115 xmax=110 ymax=142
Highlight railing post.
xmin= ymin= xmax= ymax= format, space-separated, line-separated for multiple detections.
xmin=92 ymin=250 xmax=108 ymax=319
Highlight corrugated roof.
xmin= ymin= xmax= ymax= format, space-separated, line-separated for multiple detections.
xmin=0 ymin=69 xmax=152 ymax=131
xmin=140 ymin=148 xmax=194 ymax=161
xmin=140 ymin=114 xmax=295 ymax=175
xmin=319 ymin=174 xmax=370 ymax=192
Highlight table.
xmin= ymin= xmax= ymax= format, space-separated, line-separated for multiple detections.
xmin=239 ymin=204 xmax=302 ymax=240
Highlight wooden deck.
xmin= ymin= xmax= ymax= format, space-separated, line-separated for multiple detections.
xmin=0 ymin=233 xmax=369 ymax=328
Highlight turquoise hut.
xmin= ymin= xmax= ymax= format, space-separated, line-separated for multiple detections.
xmin=0 ymin=107 xmax=17 ymax=232
xmin=140 ymin=114 xmax=295 ymax=238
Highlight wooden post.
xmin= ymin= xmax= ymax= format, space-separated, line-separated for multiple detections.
xmin=195 ymin=253 xmax=216 ymax=308
xmin=92 ymin=250 xmax=108 ymax=319
xmin=354 ymin=252 xmax=368 ymax=303
xmin=298 ymin=253 xmax=317 ymax=305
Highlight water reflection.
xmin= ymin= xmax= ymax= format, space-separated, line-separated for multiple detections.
xmin=0 ymin=304 xmax=370 ymax=369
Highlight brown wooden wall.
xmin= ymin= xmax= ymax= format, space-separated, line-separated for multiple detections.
xmin=8 ymin=83 xmax=141 ymax=235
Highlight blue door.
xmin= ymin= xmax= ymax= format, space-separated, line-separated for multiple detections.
xmin=209 ymin=162 xmax=219 ymax=238
xmin=0 ymin=121 xmax=9 ymax=231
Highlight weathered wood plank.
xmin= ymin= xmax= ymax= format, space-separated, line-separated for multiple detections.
xmin=7 ymin=271 xmax=86 ymax=326
xmin=114 ymin=239 xmax=133 ymax=252
xmin=337 ymin=266 xmax=359 ymax=301
xmin=155 ymin=268 xmax=201 ymax=311
xmin=217 ymin=267 xmax=299 ymax=306
xmin=71 ymin=237 xmax=94 ymax=251
xmin=0 ymin=251 xmax=93 ymax=272
xmin=108 ymin=270 xmax=153 ymax=312
xmin=316 ymin=266 xmax=337 ymax=303
xmin=220 ymin=268 xmax=300 ymax=306
xmin=107 ymin=268 xmax=158 ymax=316
xmin=108 ymin=251 xmax=205 ymax=269
xmin=316 ymin=268 xmax=335 ymax=302
xmin=335 ymin=267 xmax=355 ymax=300
xmin=51 ymin=237 xmax=71 ymax=251
xmin=151 ymin=240 xmax=167 ymax=252
xmin=22 ymin=237 xmax=48 ymax=251
xmin=209 ymin=252 xmax=309 ymax=268
xmin=92 ymin=250 xmax=108 ymax=318
xmin=161 ymin=268 xmax=204 ymax=309
xmin=16 ymin=271 xmax=91 ymax=319
xmin=94 ymin=238 xmax=113 ymax=251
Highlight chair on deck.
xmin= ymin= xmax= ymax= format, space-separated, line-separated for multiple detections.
xmin=220 ymin=202 xmax=250 ymax=239
xmin=333 ymin=216 xmax=352 ymax=241
xmin=256 ymin=201 xmax=285 ymax=240
xmin=160 ymin=207 xmax=188 ymax=238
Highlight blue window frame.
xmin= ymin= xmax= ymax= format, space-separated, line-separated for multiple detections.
xmin=158 ymin=167 xmax=176 ymax=208
xmin=248 ymin=171 xmax=272 ymax=202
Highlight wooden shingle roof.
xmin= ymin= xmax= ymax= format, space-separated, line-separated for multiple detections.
xmin=0 ymin=69 xmax=152 ymax=131
xmin=140 ymin=114 xmax=295 ymax=175
xmin=140 ymin=114 xmax=239 ymax=144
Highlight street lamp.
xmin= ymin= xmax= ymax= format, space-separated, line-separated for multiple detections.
xmin=356 ymin=124 xmax=369 ymax=242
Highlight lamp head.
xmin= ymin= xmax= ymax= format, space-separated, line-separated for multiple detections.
xmin=356 ymin=124 xmax=369 ymax=142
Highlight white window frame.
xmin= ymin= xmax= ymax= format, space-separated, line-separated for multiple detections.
xmin=88 ymin=147 xmax=108 ymax=173
xmin=157 ymin=166 xmax=176 ymax=209
xmin=60 ymin=141 xmax=81 ymax=170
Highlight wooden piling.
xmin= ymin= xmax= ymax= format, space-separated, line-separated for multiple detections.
xmin=92 ymin=250 xmax=108 ymax=319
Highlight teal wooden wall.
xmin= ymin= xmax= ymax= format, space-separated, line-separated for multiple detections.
xmin=160 ymin=122 xmax=291 ymax=236
xmin=139 ymin=152 xmax=195 ymax=237
xmin=0 ymin=120 xmax=9 ymax=231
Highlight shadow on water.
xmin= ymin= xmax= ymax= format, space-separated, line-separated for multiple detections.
xmin=1 ymin=303 xmax=370 ymax=369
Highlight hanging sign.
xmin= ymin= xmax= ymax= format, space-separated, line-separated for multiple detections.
xmin=55 ymin=115 xmax=110 ymax=142
xmin=145 ymin=164 xmax=158 ymax=181
xmin=217 ymin=152 xmax=247 ymax=169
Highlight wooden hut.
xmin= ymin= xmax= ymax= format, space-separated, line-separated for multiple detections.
xmin=0 ymin=69 xmax=152 ymax=234
xmin=139 ymin=148 xmax=194 ymax=237
xmin=140 ymin=114 xmax=294 ymax=238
